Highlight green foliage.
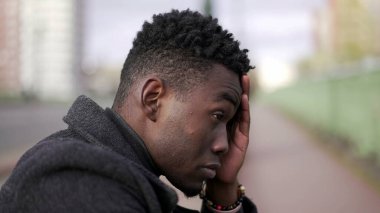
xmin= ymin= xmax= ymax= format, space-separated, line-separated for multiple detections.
xmin=261 ymin=69 xmax=380 ymax=163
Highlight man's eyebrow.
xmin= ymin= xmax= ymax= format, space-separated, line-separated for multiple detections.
xmin=215 ymin=92 xmax=239 ymax=108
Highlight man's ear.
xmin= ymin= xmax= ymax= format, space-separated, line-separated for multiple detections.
xmin=141 ymin=78 xmax=165 ymax=122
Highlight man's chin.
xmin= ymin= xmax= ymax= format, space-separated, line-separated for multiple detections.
xmin=165 ymin=176 xmax=203 ymax=197
xmin=182 ymin=187 xmax=202 ymax=198
xmin=174 ymin=182 xmax=202 ymax=198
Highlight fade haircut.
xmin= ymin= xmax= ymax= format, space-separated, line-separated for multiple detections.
xmin=113 ymin=9 xmax=252 ymax=108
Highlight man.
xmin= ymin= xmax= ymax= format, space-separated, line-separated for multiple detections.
xmin=0 ymin=9 xmax=257 ymax=212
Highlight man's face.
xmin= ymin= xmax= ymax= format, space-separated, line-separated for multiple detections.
xmin=151 ymin=64 xmax=242 ymax=197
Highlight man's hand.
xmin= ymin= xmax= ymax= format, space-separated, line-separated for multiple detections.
xmin=205 ymin=74 xmax=251 ymax=204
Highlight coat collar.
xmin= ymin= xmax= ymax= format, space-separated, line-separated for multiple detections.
xmin=63 ymin=95 xmax=160 ymax=176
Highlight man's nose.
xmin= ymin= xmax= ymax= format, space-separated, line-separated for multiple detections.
xmin=211 ymin=128 xmax=229 ymax=155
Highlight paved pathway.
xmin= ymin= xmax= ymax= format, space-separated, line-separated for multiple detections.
xmin=239 ymin=103 xmax=380 ymax=213
xmin=0 ymin=103 xmax=68 ymax=179
xmin=1 ymin=102 xmax=380 ymax=212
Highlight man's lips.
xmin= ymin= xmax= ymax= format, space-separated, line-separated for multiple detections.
xmin=201 ymin=163 xmax=221 ymax=179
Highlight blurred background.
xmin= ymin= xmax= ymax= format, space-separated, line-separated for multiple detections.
xmin=1 ymin=0 xmax=380 ymax=212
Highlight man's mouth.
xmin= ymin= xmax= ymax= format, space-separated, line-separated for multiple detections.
xmin=201 ymin=167 xmax=216 ymax=179
xmin=200 ymin=163 xmax=221 ymax=179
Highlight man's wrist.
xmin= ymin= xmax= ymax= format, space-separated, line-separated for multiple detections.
xmin=205 ymin=179 xmax=239 ymax=205
xmin=204 ymin=201 xmax=242 ymax=213
xmin=200 ymin=180 xmax=245 ymax=212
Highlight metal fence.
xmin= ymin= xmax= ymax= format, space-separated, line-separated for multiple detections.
xmin=262 ymin=67 xmax=380 ymax=164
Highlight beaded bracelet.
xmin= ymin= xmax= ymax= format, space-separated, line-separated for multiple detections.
xmin=199 ymin=182 xmax=246 ymax=211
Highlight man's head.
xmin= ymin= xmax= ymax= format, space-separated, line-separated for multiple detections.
xmin=113 ymin=9 xmax=251 ymax=108
xmin=112 ymin=9 xmax=252 ymax=197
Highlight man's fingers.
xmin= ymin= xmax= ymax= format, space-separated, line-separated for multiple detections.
xmin=242 ymin=75 xmax=250 ymax=98
xmin=237 ymin=74 xmax=250 ymax=137
xmin=239 ymin=93 xmax=250 ymax=136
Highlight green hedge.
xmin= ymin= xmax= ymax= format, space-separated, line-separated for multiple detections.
xmin=261 ymin=69 xmax=380 ymax=161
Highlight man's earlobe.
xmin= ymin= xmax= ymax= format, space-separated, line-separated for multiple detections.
xmin=141 ymin=78 xmax=165 ymax=121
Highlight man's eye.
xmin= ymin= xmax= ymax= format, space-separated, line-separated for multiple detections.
xmin=212 ymin=112 xmax=224 ymax=121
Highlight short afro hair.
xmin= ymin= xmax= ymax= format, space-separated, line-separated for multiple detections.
xmin=113 ymin=9 xmax=253 ymax=107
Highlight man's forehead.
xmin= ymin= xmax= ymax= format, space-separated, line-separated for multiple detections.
xmin=215 ymin=90 xmax=241 ymax=107
xmin=202 ymin=69 xmax=242 ymax=106
xmin=209 ymin=65 xmax=242 ymax=92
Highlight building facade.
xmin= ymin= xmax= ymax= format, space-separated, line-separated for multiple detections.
xmin=0 ymin=0 xmax=83 ymax=100
xmin=0 ymin=0 xmax=21 ymax=96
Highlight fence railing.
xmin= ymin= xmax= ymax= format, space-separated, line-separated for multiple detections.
xmin=261 ymin=68 xmax=380 ymax=164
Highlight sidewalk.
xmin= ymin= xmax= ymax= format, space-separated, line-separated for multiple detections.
xmin=239 ymin=103 xmax=380 ymax=213
xmin=0 ymin=103 xmax=68 ymax=185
